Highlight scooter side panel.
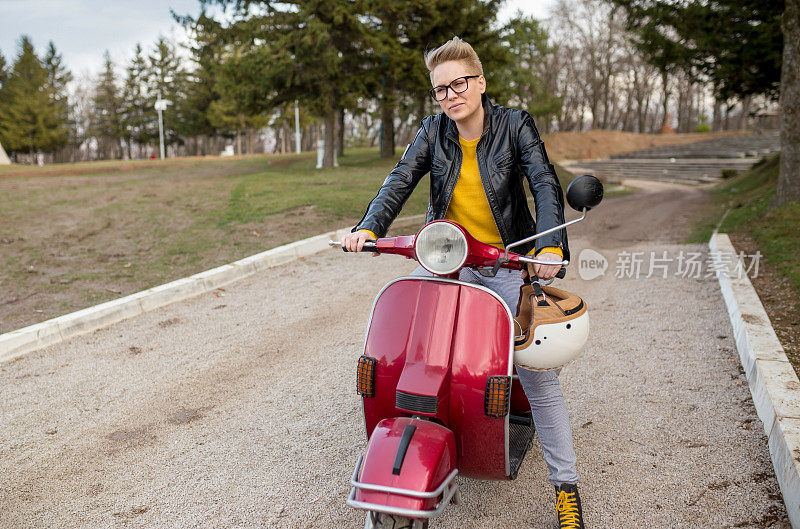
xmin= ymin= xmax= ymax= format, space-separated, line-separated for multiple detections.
xmin=394 ymin=281 xmax=459 ymax=411
xmin=356 ymin=417 xmax=456 ymax=512
xmin=362 ymin=279 xmax=460 ymax=436
xmin=449 ymin=285 xmax=514 ymax=480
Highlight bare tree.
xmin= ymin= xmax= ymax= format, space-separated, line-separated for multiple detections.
xmin=549 ymin=0 xmax=628 ymax=130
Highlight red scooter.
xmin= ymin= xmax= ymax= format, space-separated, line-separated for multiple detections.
xmin=334 ymin=175 xmax=603 ymax=529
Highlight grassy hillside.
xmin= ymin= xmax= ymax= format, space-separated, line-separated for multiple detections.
xmin=691 ymin=155 xmax=800 ymax=298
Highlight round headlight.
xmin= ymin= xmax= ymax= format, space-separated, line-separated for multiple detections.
xmin=415 ymin=222 xmax=468 ymax=275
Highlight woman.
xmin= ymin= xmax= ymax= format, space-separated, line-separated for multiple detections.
xmin=342 ymin=37 xmax=585 ymax=529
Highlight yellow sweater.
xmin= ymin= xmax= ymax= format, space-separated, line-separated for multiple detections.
xmin=445 ymin=137 xmax=504 ymax=247
xmin=362 ymin=136 xmax=562 ymax=258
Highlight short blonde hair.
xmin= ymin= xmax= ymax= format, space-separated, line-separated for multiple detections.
xmin=424 ymin=37 xmax=483 ymax=83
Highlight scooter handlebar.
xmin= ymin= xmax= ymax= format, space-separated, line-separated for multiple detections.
xmin=329 ymin=237 xmax=568 ymax=279
xmin=329 ymin=240 xmax=378 ymax=253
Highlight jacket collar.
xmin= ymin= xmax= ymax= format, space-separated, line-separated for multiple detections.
xmin=444 ymin=93 xmax=495 ymax=142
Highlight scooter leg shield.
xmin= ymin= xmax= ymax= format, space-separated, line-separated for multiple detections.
xmin=354 ymin=417 xmax=457 ymax=514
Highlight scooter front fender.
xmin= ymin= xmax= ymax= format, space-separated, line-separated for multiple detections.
xmin=350 ymin=417 xmax=457 ymax=517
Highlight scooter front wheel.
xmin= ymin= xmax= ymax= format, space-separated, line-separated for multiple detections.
xmin=365 ymin=512 xmax=429 ymax=529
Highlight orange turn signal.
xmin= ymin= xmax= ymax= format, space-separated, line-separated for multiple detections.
xmin=356 ymin=355 xmax=376 ymax=398
xmin=485 ymin=376 xmax=511 ymax=418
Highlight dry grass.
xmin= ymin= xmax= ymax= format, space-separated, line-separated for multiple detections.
xmin=542 ymin=129 xmax=744 ymax=162
xmin=1 ymin=150 xmax=399 ymax=332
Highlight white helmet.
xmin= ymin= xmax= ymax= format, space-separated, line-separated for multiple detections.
xmin=513 ymin=283 xmax=589 ymax=371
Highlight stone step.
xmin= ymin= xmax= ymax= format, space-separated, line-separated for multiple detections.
xmin=609 ymin=131 xmax=780 ymax=159
xmin=561 ymin=157 xmax=762 ymax=184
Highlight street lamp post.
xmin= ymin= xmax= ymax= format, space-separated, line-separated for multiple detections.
xmin=294 ymin=99 xmax=301 ymax=154
xmin=155 ymin=92 xmax=172 ymax=159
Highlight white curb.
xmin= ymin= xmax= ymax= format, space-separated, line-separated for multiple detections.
xmin=0 ymin=215 xmax=426 ymax=364
xmin=710 ymin=233 xmax=800 ymax=527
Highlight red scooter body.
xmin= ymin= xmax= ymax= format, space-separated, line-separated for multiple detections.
xmin=349 ymin=270 xmax=535 ymax=521
xmin=361 ymin=276 xmax=527 ymax=479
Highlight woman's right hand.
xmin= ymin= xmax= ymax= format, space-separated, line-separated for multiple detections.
xmin=341 ymin=230 xmax=378 ymax=255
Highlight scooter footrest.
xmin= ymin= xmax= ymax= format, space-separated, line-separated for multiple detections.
xmin=508 ymin=422 xmax=535 ymax=479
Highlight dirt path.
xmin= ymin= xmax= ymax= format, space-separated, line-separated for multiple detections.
xmin=0 ymin=183 xmax=789 ymax=528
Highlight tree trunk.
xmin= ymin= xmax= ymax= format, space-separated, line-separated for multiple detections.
xmin=236 ymin=129 xmax=242 ymax=155
xmin=774 ymin=0 xmax=800 ymax=206
xmin=417 ymin=94 xmax=428 ymax=125
xmin=738 ymin=94 xmax=752 ymax=130
xmin=677 ymin=78 xmax=687 ymax=133
xmin=723 ymin=101 xmax=730 ymax=130
xmin=322 ymin=108 xmax=335 ymax=168
xmin=684 ymin=81 xmax=693 ymax=132
xmin=380 ymin=95 xmax=395 ymax=158
xmin=660 ymin=70 xmax=670 ymax=129
xmin=337 ymin=108 xmax=345 ymax=157
xmin=622 ymin=84 xmax=634 ymax=132
xmin=247 ymin=127 xmax=255 ymax=154
xmin=712 ymin=99 xmax=722 ymax=131
xmin=694 ymin=83 xmax=702 ymax=131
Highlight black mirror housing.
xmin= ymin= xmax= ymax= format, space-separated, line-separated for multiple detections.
xmin=566 ymin=174 xmax=603 ymax=212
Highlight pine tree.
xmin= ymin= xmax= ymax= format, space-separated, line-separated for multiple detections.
xmin=174 ymin=12 xmax=222 ymax=154
xmin=189 ymin=0 xmax=510 ymax=163
xmin=0 ymin=51 xmax=8 ymax=89
xmin=497 ymin=14 xmax=561 ymax=120
xmin=197 ymin=0 xmax=369 ymax=166
xmin=42 ymin=41 xmax=72 ymax=152
xmin=0 ymin=36 xmax=63 ymax=161
xmin=362 ymin=1 xmax=421 ymax=158
xmin=364 ymin=0 xmax=509 ymax=157
xmin=147 ymin=37 xmax=187 ymax=154
xmin=611 ymin=0 xmax=782 ymax=99
xmin=121 ymin=43 xmax=154 ymax=157
xmin=266 ymin=1 xmax=367 ymax=166
xmin=92 ymin=51 xmax=124 ymax=159
xmin=206 ymin=43 xmax=270 ymax=155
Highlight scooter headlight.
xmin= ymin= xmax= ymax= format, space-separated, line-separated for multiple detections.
xmin=415 ymin=221 xmax=468 ymax=276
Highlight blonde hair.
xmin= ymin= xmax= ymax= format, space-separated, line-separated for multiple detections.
xmin=424 ymin=37 xmax=483 ymax=83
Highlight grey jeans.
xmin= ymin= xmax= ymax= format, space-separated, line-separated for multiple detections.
xmin=410 ymin=266 xmax=580 ymax=486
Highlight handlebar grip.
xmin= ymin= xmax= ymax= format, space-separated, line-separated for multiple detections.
xmin=341 ymin=241 xmax=378 ymax=252
xmin=556 ymin=267 xmax=566 ymax=279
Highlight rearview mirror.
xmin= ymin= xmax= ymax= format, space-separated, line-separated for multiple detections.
xmin=566 ymin=174 xmax=603 ymax=212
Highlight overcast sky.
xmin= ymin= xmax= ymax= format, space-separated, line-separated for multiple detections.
xmin=0 ymin=0 xmax=556 ymax=78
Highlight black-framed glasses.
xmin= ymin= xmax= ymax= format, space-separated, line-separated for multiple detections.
xmin=429 ymin=75 xmax=480 ymax=101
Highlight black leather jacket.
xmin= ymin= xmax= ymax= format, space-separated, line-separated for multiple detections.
xmin=354 ymin=94 xmax=569 ymax=260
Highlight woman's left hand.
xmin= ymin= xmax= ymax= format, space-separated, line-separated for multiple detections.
xmin=522 ymin=252 xmax=562 ymax=280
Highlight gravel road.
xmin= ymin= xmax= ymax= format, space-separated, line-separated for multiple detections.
xmin=0 ymin=181 xmax=790 ymax=528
